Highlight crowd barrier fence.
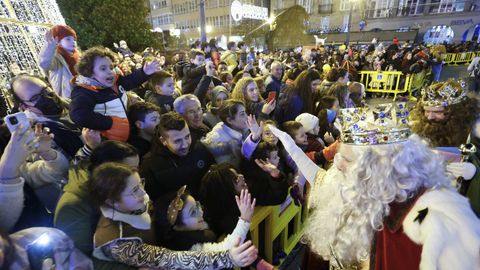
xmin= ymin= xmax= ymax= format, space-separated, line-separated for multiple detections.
xmin=358 ymin=71 xmax=414 ymax=101
xmin=235 ymin=196 xmax=308 ymax=269
xmin=444 ymin=51 xmax=480 ymax=65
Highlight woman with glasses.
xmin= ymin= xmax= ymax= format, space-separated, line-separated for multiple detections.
xmin=89 ymin=162 xmax=258 ymax=269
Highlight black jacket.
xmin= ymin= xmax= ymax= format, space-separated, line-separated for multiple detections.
xmin=181 ymin=63 xmax=206 ymax=94
xmin=141 ymin=141 xmax=215 ymax=201
xmin=240 ymin=159 xmax=290 ymax=206
xmin=144 ymin=91 xmax=174 ymax=114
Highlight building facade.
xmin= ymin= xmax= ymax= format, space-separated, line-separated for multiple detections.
xmin=270 ymin=0 xmax=480 ymax=43
xmin=149 ymin=0 xmax=480 ymax=46
xmin=149 ymin=0 xmax=270 ymax=46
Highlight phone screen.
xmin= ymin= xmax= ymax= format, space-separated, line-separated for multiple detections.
xmin=26 ymin=234 xmax=54 ymax=270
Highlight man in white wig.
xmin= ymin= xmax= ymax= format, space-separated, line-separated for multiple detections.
xmin=268 ymin=102 xmax=480 ymax=270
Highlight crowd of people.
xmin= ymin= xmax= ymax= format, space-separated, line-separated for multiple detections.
xmin=0 ymin=23 xmax=480 ymax=269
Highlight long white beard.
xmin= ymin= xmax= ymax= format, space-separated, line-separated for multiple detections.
xmin=305 ymin=166 xmax=375 ymax=266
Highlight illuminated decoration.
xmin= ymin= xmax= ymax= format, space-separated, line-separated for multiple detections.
xmin=230 ymin=0 xmax=268 ymax=22
xmin=0 ymin=0 xmax=65 ymax=88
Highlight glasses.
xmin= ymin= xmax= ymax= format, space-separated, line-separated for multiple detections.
xmin=125 ymin=178 xmax=146 ymax=199
xmin=20 ymin=87 xmax=48 ymax=105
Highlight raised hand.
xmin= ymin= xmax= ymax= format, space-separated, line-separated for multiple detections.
xmin=246 ymin=114 xmax=262 ymax=141
xmin=255 ymin=159 xmax=280 ymax=178
xmin=82 ymin=128 xmax=101 ymax=150
xmin=229 ymin=239 xmax=258 ymax=267
xmin=261 ymin=99 xmax=276 ymax=115
xmin=235 ymin=189 xmax=256 ymax=222
xmin=33 ymin=123 xmax=56 ymax=160
xmin=143 ymin=61 xmax=162 ymax=75
xmin=45 ymin=30 xmax=58 ymax=46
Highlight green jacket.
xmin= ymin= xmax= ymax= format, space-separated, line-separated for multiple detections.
xmin=54 ymin=160 xmax=135 ymax=270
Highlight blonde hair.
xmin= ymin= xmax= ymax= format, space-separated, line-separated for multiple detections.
xmin=305 ymin=134 xmax=452 ymax=266
xmin=231 ymin=77 xmax=262 ymax=105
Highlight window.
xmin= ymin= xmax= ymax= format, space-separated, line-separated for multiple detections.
xmin=339 ymin=0 xmax=350 ymax=11
xmin=320 ymin=16 xmax=330 ymax=30
xmin=343 ymin=14 xmax=349 ymax=32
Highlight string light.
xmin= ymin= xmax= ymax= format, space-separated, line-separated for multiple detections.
xmin=0 ymin=0 xmax=65 ymax=88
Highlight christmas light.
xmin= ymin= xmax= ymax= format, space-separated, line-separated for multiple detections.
xmin=0 ymin=0 xmax=65 ymax=89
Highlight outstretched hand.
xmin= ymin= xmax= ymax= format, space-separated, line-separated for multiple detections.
xmin=143 ymin=61 xmax=162 ymax=75
xmin=246 ymin=114 xmax=262 ymax=141
xmin=255 ymin=159 xmax=280 ymax=178
xmin=261 ymin=99 xmax=276 ymax=115
xmin=229 ymin=239 xmax=258 ymax=267
xmin=235 ymin=189 xmax=256 ymax=222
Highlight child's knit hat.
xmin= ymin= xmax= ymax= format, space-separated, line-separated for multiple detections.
xmin=295 ymin=113 xmax=319 ymax=134
xmin=51 ymin=25 xmax=77 ymax=41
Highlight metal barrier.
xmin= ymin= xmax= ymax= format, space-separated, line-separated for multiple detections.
xmin=444 ymin=51 xmax=479 ymax=65
xmin=358 ymin=71 xmax=414 ymax=101
xmin=243 ymin=196 xmax=307 ymax=266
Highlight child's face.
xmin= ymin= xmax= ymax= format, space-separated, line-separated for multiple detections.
xmin=294 ymin=127 xmax=308 ymax=146
xmin=59 ymin=36 xmax=76 ymax=53
xmin=262 ymin=126 xmax=278 ymax=145
xmin=92 ymin=56 xmax=115 ymax=87
xmin=155 ymin=77 xmax=175 ymax=96
xmin=177 ymin=195 xmax=207 ymax=231
xmin=268 ymin=150 xmax=280 ymax=167
xmin=245 ymin=82 xmax=259 ymax=102
xmin=215 ymin=92 xmax=228 ymax=107
xmin=138 ymin=111 xmax=160 ymax=136
xmin=191 ymin=55 xmax=205 ymax=66
xmin=114 ymin=173 xmax=147 ymax=213
xmin=230 ymin=168 xmax=248 ymax=195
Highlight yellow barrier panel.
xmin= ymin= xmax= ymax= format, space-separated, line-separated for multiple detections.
xmin=242 ymin=197 xmax=306 ymax=267
xmin=444 ymin=51 xmax=480 ymax=66
xmin=358 ymin=71 xmax=414 ymax=101
xmin=444 ymin=53 xmax=456 ymax=65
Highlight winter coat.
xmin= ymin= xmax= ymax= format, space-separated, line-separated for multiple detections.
xmin=8 ymin=227 xmax=94 ymax=269
xmin=220 ymin=51 xmax=238 ymax=73
xmin=70 ymin=69 xmax=150 ymax=141
xmin=54 ymin=159 xmax=136 ymax=270
xmin=181 ymin=63 xmax=206 ymax=94
xmin=201 ymin=122 xmax=247 ymax=168
xmin=144 ymin=91 xmax=174 ymax=114
xmin=263 ymin=75 xmax=284 ymax=99
xmin=141 ymin=141 xmax=215 ymax=201
xmin=240 ymin=159 xmax=289 ymax=206
xmin=38 ymin=42 xmax=74 ymax=99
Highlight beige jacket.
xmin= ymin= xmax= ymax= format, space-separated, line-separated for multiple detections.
xmin=38 ymin=42 xmax=74 ymax=99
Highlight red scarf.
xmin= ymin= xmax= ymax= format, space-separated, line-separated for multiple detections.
xmin=57 ymin=46 xmax=79 ymax=76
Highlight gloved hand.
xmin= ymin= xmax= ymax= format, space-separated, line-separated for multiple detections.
xmin=101 ymin=116 xmax=130 ymax=142
xmin=446 ymin=162 xmax=477 ymax=180
xmin=290 ymin=182 xmax=304 ymax=206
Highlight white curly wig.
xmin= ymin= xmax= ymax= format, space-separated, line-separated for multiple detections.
xmin=304 ymin=134 xmax=452 ymax=267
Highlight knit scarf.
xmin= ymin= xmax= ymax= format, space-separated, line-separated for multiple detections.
xmin=57 ymin=46 xmax=79 ymax=76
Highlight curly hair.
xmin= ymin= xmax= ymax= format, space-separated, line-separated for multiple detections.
xmin=305 ymin=135 xmax=452 ymax=266
xmin=410 ymin=97 xmax=480 ymax=147
xmin=76 ymin=46 xmax=117 ymax=77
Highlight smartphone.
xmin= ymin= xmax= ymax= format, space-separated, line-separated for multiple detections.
xmin=5 ymin=111 xmax=29 ymax=133
xmin=267 ymin=91 xmax=277 ymax=103
xmin=27 ymin=233 xmax=54 ymax=270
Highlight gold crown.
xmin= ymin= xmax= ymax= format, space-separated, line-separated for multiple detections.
xmin=339 ymin=103 xmax=411 ymax=145
xmin=421 ymin=79 xmax=467 ymax=108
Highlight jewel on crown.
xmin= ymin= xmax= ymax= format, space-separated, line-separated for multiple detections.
xmin=339 ymin=103 xmax=411 ymax=145
xmin=421 ymin=79 xmax=467 ymax=108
